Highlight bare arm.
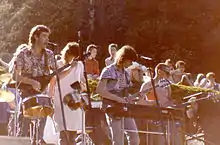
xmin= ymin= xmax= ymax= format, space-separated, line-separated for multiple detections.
xmin=48 ymin=76 xmax=56 ymax=98
xmin=96 ymin=79 xmax=126 ymax=103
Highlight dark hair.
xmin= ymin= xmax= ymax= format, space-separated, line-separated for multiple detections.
xmin=28 ymin=25 xmax=50 ymax=46
xmin=61 ymin=42 xmax=80 ymax=63
xmin=108 ymin=43 xmax=118 ymax=54
xmin=116 ymin=45 xmax=137 ymax=64
xmin=175 ymin=60 xmax=186 ymax=68
xmin=86 ymin=44 xmax=97 ymax=53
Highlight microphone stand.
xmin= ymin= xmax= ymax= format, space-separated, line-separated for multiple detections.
xmin=77 ymin=31 xmax=93 ymax=144
xmin=77 ymin=31 xmax=92 ymax=109
xmin=148 ymin=68 xmax=169 ymax=145
xmin=50 ymin=45 xmax=68 ymax=140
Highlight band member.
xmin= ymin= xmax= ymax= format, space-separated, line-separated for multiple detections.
xmin=49 ymin=42 xmax=85 ymax=145
xmin=0 ymin=44 xmax=26 ymax=136
xmin=105 ymin=43 xmax=118 ymax=66
xmin=164 ymin=58 xmax=174 ymax=71
xmin=187 ymin=72 xmax=220 ymax=145
xmin=10 ymin=25 xmax=56 ymax=144
xmin=85 ymin=44 xmax=100 ymax=80
xmin=96 ymin=45 xmax=140 ymax=145
xmin=126 ymin=62 xmax=144 ymax=94
xmin=170 ymin=60 xmax=192 ymax=85
xmin=140 ymin=63 xmax=184 ymax=145
xmin=140 ymin=63 xmax=172 ymax=106
xmin=203 ymin=72 xmax=220 ymax=90
xmin=193 ymin=73 xmax=205 ymax=87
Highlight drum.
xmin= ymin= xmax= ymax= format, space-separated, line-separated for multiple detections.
xmin=22 ymin=94 xmax=53 ymax=118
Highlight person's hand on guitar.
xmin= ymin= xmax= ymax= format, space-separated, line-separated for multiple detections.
xmin=31 ymin=80 xmax=41 ymax=92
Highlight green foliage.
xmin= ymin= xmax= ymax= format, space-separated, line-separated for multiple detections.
xmin=171 ymin=84 xmax=220 ymax=102
xmin=0 ymin=0 xmax=87 ymax=53
xmin=1 ymin=0 xmax=220 ymax=78
xmin=88 ymin=79 xmax=102 ymax=101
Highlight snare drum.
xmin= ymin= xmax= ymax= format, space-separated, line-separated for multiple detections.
xmin=22 ymin=94 xmax=53 ymax=118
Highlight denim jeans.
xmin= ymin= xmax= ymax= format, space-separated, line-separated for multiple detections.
xmin=106 ymin=115 xmax=140 ymax=145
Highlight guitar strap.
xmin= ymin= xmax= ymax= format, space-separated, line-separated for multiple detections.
xmin=43 ymin=49 xmax=49 ymax=73
xmin=123 ymin=70 xmax=130 ymax=98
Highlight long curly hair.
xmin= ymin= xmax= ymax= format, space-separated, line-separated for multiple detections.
xmin=60 ymin=42 xmax=80 ymax=64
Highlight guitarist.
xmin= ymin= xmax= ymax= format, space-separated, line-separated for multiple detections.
xmin=49 ymin=42 xmax=90 ymax=145
xmin=10 ymin=25 xmax=56 ymax=144
xmin=96 ymin=45 xmax=140 ymax=145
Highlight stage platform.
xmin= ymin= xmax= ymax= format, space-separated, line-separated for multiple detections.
xmin=0 ymin=136 xmax=56 ymax=145
xmin=0 ymin=135 xmax=204 ymax=145
xmin=0 ymin=136 xmax=30 ymax=145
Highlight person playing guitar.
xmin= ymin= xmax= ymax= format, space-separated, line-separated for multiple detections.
xmin=48 ymin=42 xmax=86 ymax=145
xmin=96 ymin=45 xmax=140 ymax=145
xmin=9 ymin=25 xmax=56 ymax=145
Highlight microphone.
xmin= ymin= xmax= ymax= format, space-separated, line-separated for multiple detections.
xmin=47 ymin=42 xmax=58 ymax=47
xmin=137 ymin=54 xmax=153 ymax=60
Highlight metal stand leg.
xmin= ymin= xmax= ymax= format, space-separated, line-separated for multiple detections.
xmin=76 ymin=108 xmax=94 ymax=145
xmin=30 ymin=119 xmax=40 ymax=145
xmin=121 ymin=117 xmax=124 ymax=145
xmin=167 ymin=119 xmax=171 ymax=145
xmin=146 ymin=121 xmax=149 ymax=145
xmin=13 ymin=93 xmax=18 ymax=136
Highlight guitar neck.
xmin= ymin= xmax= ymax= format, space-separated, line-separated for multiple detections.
xmin=49 ymin=63 xmax=71 ymax=78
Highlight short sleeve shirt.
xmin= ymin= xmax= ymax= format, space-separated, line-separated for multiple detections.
xmin=140 ymin=78 xmax=173 ymax=107
xmin=99 ymin=64 xmax=132 ymax=97
xmin=10 ymin=46 xmax=56 ymax=77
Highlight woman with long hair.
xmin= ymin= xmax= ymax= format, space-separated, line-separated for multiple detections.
xmin=49 ymin=42 xmax=85 ymax=145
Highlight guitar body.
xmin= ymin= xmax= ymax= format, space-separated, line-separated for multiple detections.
xmin=7 ymin=75 xmax=53 ymax=97
xmin=7 ymin=61 xmax=72 ymax=97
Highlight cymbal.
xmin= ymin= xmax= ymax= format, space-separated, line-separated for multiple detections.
xmin=0 ymin=73 xmax=12 ymax=83
xmin=0 ymin=89 xmax=15 ymax=102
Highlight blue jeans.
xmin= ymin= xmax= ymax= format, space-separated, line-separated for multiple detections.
xmin=106 ymin=115 xmax=140 ymax=145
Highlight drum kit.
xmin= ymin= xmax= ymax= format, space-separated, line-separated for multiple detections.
xmin=0 ymin=73 xmax=54 ymax=144
xmin=1 ymin=72 xmax=95 ymax=144
xmin=0 ymin=73 xmax=54 ymax=117
xmin=0 ymin=73 xmax=16 ymax=102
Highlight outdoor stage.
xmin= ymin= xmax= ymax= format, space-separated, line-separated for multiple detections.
xmin=0 ymin=135 xmax=204 ymax=145
xmin=0 ymin=136 xmax=55 ymax=145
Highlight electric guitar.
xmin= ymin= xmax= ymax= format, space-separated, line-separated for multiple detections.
xmin=7 ymin=61 xmax=76 ymax=97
